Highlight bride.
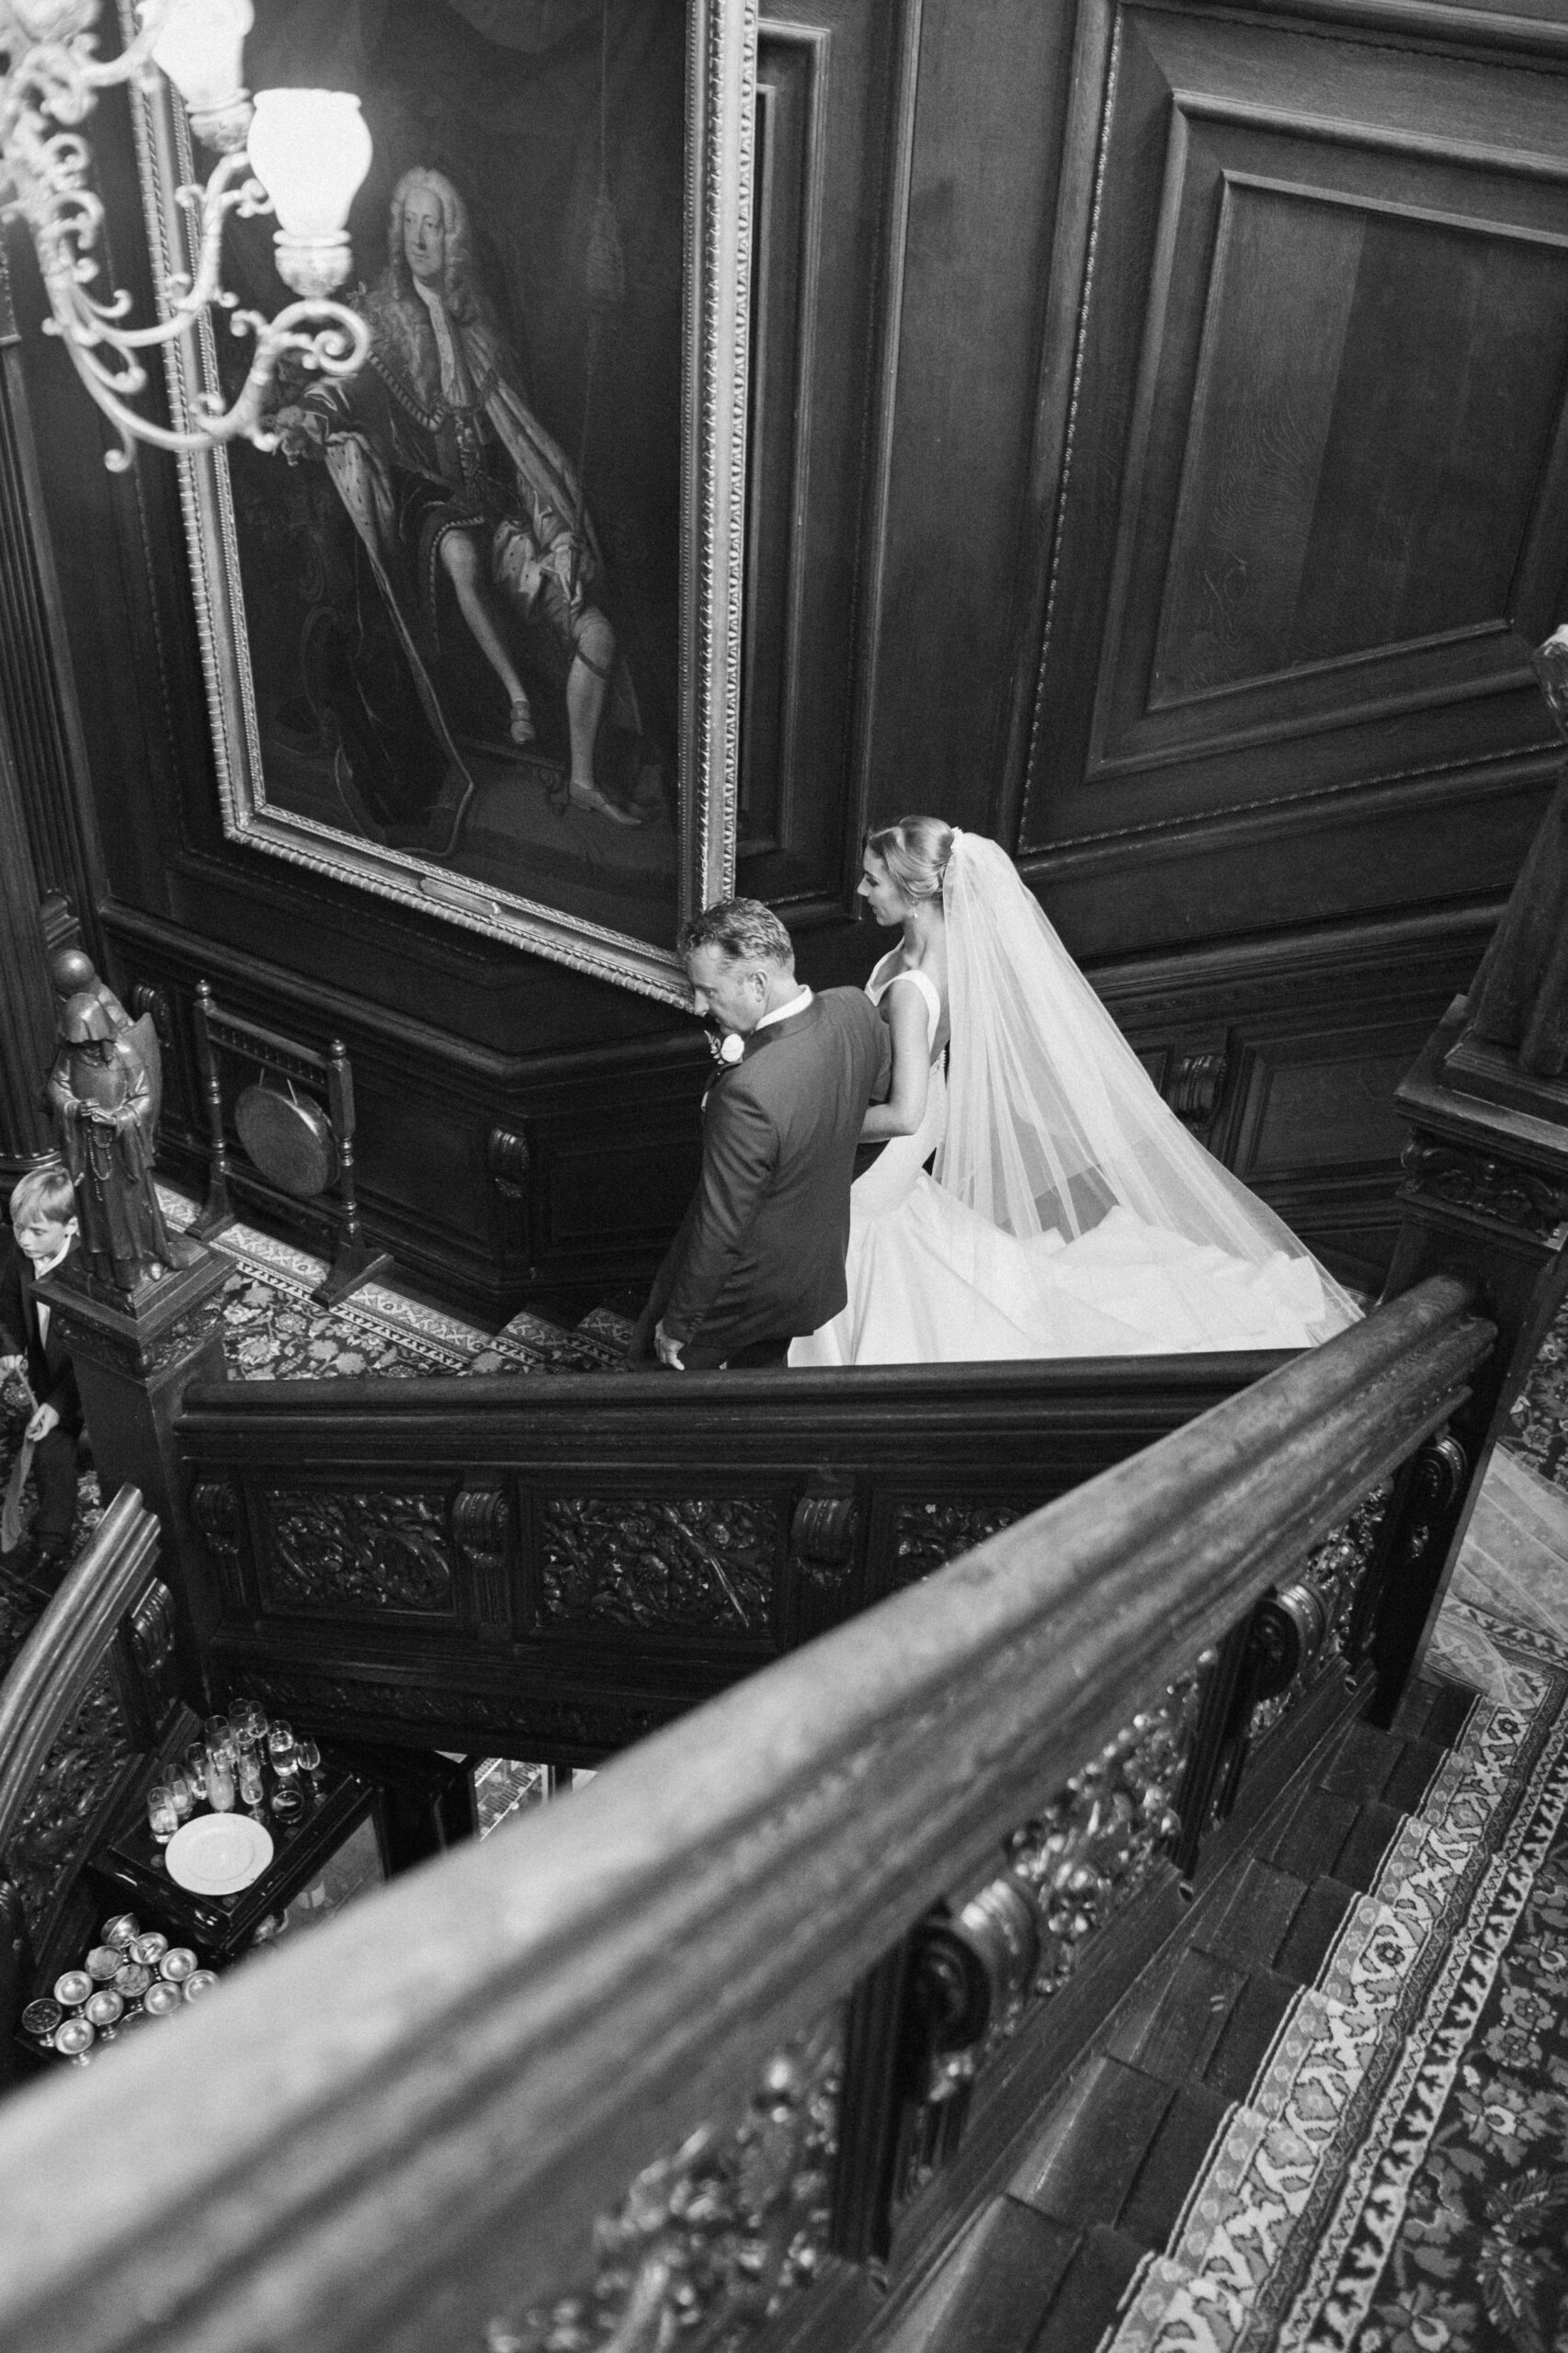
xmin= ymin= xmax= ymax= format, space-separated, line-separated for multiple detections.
xmin=790 ymin=818 xmax=1361 ymax=1366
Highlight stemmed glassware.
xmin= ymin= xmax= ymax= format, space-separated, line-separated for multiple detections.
xmin=147 ymin=1701 xmax=320 ymax=1846
xmin=208 ymin=1753 xmax=237 ymax=1812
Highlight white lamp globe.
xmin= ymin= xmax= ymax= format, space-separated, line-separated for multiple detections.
xmin=245 ymin=91 xmax=373 ymax=296
xmin=145 ymin=0 xmax=255 ymax=151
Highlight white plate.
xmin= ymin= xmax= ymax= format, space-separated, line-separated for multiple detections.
xmin=164 ymin=1813 xmax=274 ymax=1896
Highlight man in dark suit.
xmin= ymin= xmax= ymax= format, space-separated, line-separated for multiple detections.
xmin=632 ymin=900 xmax=892 ymax=1370
xmin=0 ymin=1162 xmax=86 ymax=1587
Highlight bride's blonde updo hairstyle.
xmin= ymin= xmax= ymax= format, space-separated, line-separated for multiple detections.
xmin=864 ymin=814 xmax=955 ymax=904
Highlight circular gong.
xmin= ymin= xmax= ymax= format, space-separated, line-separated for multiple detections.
xmin=234 ymin=1082 xmax=336 ymax=1198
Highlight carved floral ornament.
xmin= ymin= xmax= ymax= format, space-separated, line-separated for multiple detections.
xmin=1400 ymin=1138 xmax=1568 ymax=1240
xmin=484 ymin=2015 xmax=843 ymax=2353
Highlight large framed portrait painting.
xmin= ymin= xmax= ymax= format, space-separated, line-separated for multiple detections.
xmin=133 ymin=0 xmax=754 ymax=1001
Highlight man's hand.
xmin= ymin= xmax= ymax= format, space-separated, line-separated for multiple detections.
xmin=272 ymin=404 xmax=328 ymax=462
xmin=0 ymin=1355 xmax=22 ymax=1378
xmin=26 ymin=1402 xmax=59 ymax=1443
xmin=653 ymin=1321 xmax=686 ymax=1370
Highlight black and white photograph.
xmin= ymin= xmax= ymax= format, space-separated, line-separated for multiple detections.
xmin=4 ymin=0 xmax=1568 ymax=2346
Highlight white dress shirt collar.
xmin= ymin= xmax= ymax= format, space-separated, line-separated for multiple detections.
xmin=754 ymin=986 xmax=812 ymax=1035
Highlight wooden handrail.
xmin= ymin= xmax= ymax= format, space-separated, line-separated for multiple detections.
xmin=0 ymin=1488 xmax=161 ymax=1860
xmin=177 ymin=1346 xmax=1294 ymax=1433
xmin=0 ymin=1276 xmax=1491 ymax=2353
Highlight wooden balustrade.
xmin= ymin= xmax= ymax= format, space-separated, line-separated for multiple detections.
xmin=170 ymin=1347 xmax=1296 ymax=1761
xmin=0 ymin=1272 xmax=1491 ymax=2353
xmin=0 ymin=1489 xmax=163 ymax=1860
xmin=0 ymin=1489 xmax=173 ymax=2090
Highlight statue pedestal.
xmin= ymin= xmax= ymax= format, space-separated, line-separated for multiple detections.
xmin=36 ymin=1241 xmax=232 ymax=1699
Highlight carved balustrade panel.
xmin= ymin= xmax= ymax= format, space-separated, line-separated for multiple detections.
xmin=539 ymin=1498 xmax=784 ymax=1638
xmin=860 ymin=1476 xmax=1405 ymax=2238
xmin=190 ymin=1476 xmax=247 ymax=1609
xmin=882 ymin=1500 xmax=1028 ymax=1595
xmin=3 ymin=1667 xmax=134 ymax=1935
xmin=484 ymin=2011 xmax=844 ymax=2353
xmin=1247 ymin=1486 xmax=1392 ymax=1746
xmin=257 ymin=1488 xmax=459 ymax=1618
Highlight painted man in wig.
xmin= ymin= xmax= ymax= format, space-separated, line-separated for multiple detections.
xmin=277 ymin=165 xmax=642 ymax=839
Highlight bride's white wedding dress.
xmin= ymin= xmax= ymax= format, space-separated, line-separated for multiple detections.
xmin=790 ymin=835 xmax=1360 ymax=1367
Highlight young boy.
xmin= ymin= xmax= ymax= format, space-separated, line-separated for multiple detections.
xmin=0 ymin=1162 xmax=85 ymax=1588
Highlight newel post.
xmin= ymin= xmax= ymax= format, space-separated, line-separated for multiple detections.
xmin=29 ymin=950 xmax=230 ymax=1701
xmin=1374 ymin=633 xmax=1568 ymax=1716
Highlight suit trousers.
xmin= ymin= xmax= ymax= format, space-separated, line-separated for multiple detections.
xmin=28 ymin=1425 xmax=79 ymax=1543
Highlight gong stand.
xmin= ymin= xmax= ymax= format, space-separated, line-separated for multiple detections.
xmin=190 ymin=982 xmax=392 ymax=1308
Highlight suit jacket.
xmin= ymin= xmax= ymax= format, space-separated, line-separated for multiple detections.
xmin=0 ymin=1235 xmax=84 ymax=1435
xmin=643 ymin=990 xmax=892 ymax=1366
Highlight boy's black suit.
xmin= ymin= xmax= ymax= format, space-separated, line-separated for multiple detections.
xmin=635 ymin=989 xmax=892 ymax=1370
xmin=0 ymin=1233 xmax=84 ymax=1551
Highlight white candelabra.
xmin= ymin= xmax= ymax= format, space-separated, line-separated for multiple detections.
xmin=0 ymin=0 xmax=373 ymax=469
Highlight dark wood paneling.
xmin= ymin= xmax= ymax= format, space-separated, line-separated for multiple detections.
xmin=1014 ymin=1 xmax=1568 ymax=935
xmin=738 ymin=1 xmax=918 ymax=912
xmin=1 ymin=0 xmax=1558 ymax=1307
xmin=104 ymin=904 xmax=707 ymax=1314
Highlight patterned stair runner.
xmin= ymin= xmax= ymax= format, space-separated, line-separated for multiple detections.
xmin=882 ymin=1608 xmax=1568 ymax=2353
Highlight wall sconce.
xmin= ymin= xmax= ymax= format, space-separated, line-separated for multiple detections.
xmin=2 ymin=0 xmax=373 ymax=470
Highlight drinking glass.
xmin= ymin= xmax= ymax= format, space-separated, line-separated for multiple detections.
xmin=233 ymin=1699 xmax=267 ymax=1747
xmin=294 ymin=1738 xmax=321 ymax=1782
xmin=271 ymin=1779 xmax=302 ymax=1820
xmin=204 ymin=1714 xmax=233 ymax=1761
xmin=267 ymin=1721 xmax=297 ymax=1779
xmin=167 ymin=1772 xmax=194 ymax=1822
xmin=146 ymin=1783 xmax=178 ymax=1844
xmin=207 ymin=1753 xmax=235 ymax=1812
xmin=238 ymin=1754 xmax=264 ymax=1808
xmin=184 ymin=1742 xmax=209 ymax=1802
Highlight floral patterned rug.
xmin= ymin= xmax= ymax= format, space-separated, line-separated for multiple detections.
xmin=0 ymin=1189 xmax=633 ymax=1662
xmin=1101 ymin=1601 xmax=1568 ymax=2353
xmin=1506 ymin=1291 xmax=1568 ymax=1500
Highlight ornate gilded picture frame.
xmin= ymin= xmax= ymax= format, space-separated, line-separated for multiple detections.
xmin=131 ymin=0 xmax=755 ymax=1004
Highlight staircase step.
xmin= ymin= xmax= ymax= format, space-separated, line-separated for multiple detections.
xmin=1271 ymin=1872 xmax=1359 ymax=1984
xmin=1027 ymin=2223 xmax=1149 ymax=2353
xmin=1391 ymin=1675 xmax=1476 ymax=1746
xmin=878 ymin=2199 xmax=1081 ymax=2353
xmin=1104 ymin=1946 xmax=1251 ymax=2085
xmin=1115 ymin=2079 xmax=1233 ymax=2250
xmin=1188 ymin=1856 xmax=1312 ymax=1971
xmin=1377 ymin=1732 xmax=1450 ymax=1815
xmin=1254 ymin=1785 xmax=1365 ymax=1880
xmin=1199 ymin=1966 xmax=1300 ymax=2098
xmin=1009 ymin=2056 xmax=1176 ymax=2228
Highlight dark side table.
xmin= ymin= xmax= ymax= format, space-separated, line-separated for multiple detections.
xmin=86 ymin=1751 xmax=380 ymax=1966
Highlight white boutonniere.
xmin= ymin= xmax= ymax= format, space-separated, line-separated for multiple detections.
xmin=700 ymin=1027 xmax=745 ymax=1108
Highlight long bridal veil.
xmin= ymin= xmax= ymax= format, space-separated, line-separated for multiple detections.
xmin=935 ymin=834 xmax=1361 ymax=1341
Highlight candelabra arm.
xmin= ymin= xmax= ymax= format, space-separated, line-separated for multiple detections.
xmin=52 ymin=293 xmax=368 ymax=470
xmin=0 ymin=2 xmax=370 ymax=468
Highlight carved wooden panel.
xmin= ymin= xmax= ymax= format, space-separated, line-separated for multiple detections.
xmin=1024 ymin=7 xmax=1568 ymax=866
xmin=882 ymin=1501 xmax=1027 ymax=1596
xmin=4 ymin=1667 xmax=133 ymax=1937
xmin=539 ymin=1497 xmax=784 ymax=1637
xmin=257 ymin=1489 xmax=459 ymax=1620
